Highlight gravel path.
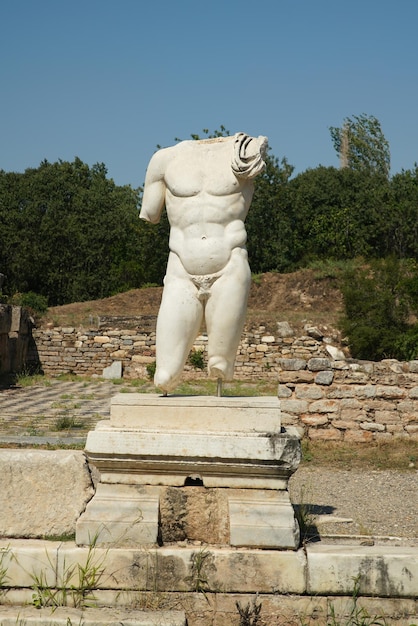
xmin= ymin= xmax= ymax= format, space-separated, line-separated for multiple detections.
xmin=289 ymin=466 xmax=418 ymax=544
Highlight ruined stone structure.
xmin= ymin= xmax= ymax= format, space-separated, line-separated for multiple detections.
xmin=23 ymin=319 xmax=418 ymax=441
xmin=0 ymin=305 xmax=33 ymax=375
xmin=1 ymin=308 xmax=417 ymax=441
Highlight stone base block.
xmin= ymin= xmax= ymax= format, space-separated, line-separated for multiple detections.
xmin=77 ymin=484 xmax=300 ymax=549
xmin=0 ymin=449 xmax=93 ymax=539
xmin=85 ymin=423 xmax=300 ymax=489
xmin=78 ymin=394 xmax=301 ymax=549
xmin=5 ymin=539 xmax=418 ymax=598
xmin=110 ymin=393 xmax=281 ymax=432
xmin=76 ymin=484 xmax=160 ymax=547
xmin=229 ymin=489 xmax=300 ymax=549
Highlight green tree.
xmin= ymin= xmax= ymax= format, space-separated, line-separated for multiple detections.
xmin=340 ymin=257 xmax=418 ymax=360
xmin=386 ymin=166 xmax=418 ymax=258
xmin=135 ymin=208 xmax=170 ymax=286
xmin=287 ymin=166 xmax=391 ymax=263
xmin=246 ymin=152 xmax=294 ymax=272
xmin=0 ymin=159 xmax=141 ymax=305
xmin=330 ymin=114 xmax=391 ymax=178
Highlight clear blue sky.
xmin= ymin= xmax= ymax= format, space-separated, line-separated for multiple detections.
xmin=2 ymin=0 xmax=418 ymax=187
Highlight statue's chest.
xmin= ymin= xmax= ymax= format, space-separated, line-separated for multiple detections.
xmin=165 ymin=148 xmax=240 ymax=197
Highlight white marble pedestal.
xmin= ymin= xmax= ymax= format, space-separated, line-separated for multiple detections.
xmin=76 ymin=394 xmax=301 ymax=549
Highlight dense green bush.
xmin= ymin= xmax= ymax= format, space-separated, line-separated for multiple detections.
xmin=340 ymin=257 xmax=418 ymax=361
xmin=8 ymin=291 xmax=49 ymax=314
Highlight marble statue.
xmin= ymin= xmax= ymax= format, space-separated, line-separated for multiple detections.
xmin=140 ymin=132 xmax=268 ymax=393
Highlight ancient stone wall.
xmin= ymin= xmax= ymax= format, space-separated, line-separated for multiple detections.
xmin=29 ymin=317 xmax=332 ymax=380
xmin=277 ymin=356 xmax=418 ymax=442
xmin=27 ymin=318 xmax=418 ymax=442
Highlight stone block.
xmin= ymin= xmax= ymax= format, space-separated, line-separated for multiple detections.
xmin=306 ymin=544 xmax=418 ymax=597
xmin=110 ymin=349 xmax=128 ymax=358
xmin=10 ymin=306 xmax=23 ymax=333
xmin=212 ymin=547 xmax=306 ymax=594
xmin=280 ymin=399 xmax=309 ymax=414
xmin=159 ymin=486 xmax=230 ymax=544
xmin=0 ymin=450 xmax=94 ymax=538
xmin=110 ymin=393 xmax=281 ymax=433
xmin=0 ymin=539 xmax=59 ymax=588
xmin=76 ymin=483 xmax=160 ymax=547
xmin=331 ymin=419 xmax=357 ymax=430
xmin=277 ymin=384 xmax=292 ymax=398
xmin=353 ymin=385 xmax=376 ymax=398
xmin=360 ymin=421 xmax=385 ymax=432
xmin=132 ymin=354 xmax=155 ymax=363
xmin=295 ymin=384 xmax=324 ymax=400
xmin=307 ymin=358 xmax=331 ymax=371
xmin=277 ymin=358 xmax=306 ymax=370
xmin=308 ymin=427 xmax=342 ymax=441
xmin=315 ymin=370 xmax=334 ymax=385
xmin=327 ymin=386 xmax=355 ymax=399
xmin=228 ymin=489 xmax=300 ymax=549
xmin=85 ymin=422 xmax=300 ymax=490
xmin=102 ymin=360 xmax=122 ymax=379
xmin=406 ymin=424 xmax=418 ymax=434
xmin=375 ymin=385 xmax=405 ymax=399
xmin=325 ymin=345 xmax=346 ymax=360
xmin=279 ymin=371 xmax=314 ymax=383
xmin=409 ymin=386 xmax=418 ymax=399
xmin=344 ymin=429 xmax=374 ymax=443
xmin=56 ymin=544 xmax=307 ymax=594
xmin=339 ymin=408 xmax=365 ymax=422
xmin=308 ymin=399 xmax=339 ymax=413
xmin=94 ymin=336 xmax=110 ymax=344
xmin=276 ymin=321 xmax=295 ymax=337
xmin=386 ymin=424 xmax=405 ymax=433
xmin=301 ymin=414 xmax=329 ymax=427
xmin=0 ymin=607 xmax=186 ymax=626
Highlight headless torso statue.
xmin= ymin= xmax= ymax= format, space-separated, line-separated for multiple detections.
xmin=140 ymin=132 xmax=268 ymax=394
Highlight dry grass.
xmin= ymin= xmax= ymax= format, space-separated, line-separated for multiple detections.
xmin=302 ymin=439 xmax=418 ymax=471
xmin=40 ymin=270 xmax=344 ymax=335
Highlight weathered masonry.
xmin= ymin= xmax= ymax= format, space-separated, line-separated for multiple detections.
xmin=1 ymin=309 xmax=417 ymax=441
xmin=23 ymin=316 xmax=418 ymax=442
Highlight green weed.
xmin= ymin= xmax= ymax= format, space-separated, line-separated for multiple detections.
xmin=188 ymin=349 xmax=205 ymax=370
xmin=29 ymin=535 xmax=107 ymax=609
xmin=308 ymin=258 xmax=359 ymax=280
xmin=236 ymin=594 xmax=262 ymax=626
xmin=292 ymin=483 xmax=318 ymax=544
xmin=14 ymin=370 xmax=51 ymax=388
xmin=54 ymin=415 xmax=82 ymax=431
xmin=146 ymin=361 xmax=156 ymax=380
xmin=326 ymin=576 xmax=388 ymax=626
xmin=0 ymin=545 xmax=10 ymax=602
xmin=185 ymin=546 xmax=214 ymax=599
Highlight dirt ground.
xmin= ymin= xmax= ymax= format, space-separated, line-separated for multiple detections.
xmin=42 ymin=270 xmax=343 ymax=335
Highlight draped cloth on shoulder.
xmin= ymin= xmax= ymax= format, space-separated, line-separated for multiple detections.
xmin=231 ymin=132 xmax=268 ymax=179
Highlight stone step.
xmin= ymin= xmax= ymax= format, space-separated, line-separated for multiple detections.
xmin=0 ymin=607 xmax=186 ymax=625
xmin=1 ymin=540 xmax=418 ymax=599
